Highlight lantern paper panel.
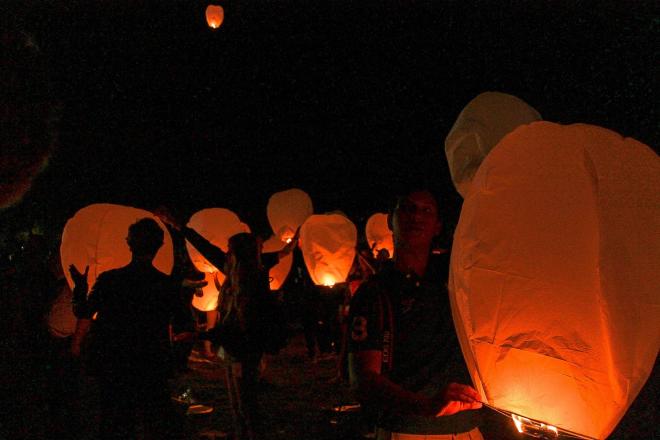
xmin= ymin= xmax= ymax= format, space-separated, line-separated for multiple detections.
xmin=267 ymin=188 xmax=313 ymax=243
xmin=186 ymin=208 xmax=250 ymax=275
xmin=300 ymin=214 xmax=357 ymax=287
xmin=192 ymin=271 xmax=221 ymax=312
xmin=262 ymin=235 xmax=293 ymax=291
xmin=47 ymin=283 xmax=77 ymax=337
xmin=449 ymin=122 xmax=660 ymax=439
xmin=60 ymin=204 xmax=174 ymax=293
xmin=205 ymin=5 xmax=224 ymax=29
xmin=444 ymin=91 xmax=541 ymax=198
xmin=365 ymin=213 xmax=393 ymax=259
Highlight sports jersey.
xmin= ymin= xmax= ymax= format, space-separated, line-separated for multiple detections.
xmin=348 ymin=254 xmax=482 ymax=434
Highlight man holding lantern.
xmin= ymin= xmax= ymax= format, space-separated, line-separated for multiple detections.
xmin=348 ymin=189 xmax=483 ymax=440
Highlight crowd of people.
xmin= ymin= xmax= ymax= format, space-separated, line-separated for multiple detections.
xmin=5 ymin=90 xmax=653 ymax=440
xmin=1 ymin=183 xmax=482 ymax=440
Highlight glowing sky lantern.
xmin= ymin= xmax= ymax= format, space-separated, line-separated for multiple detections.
xmin=186 ymin=208 xmax=250 ymax=311
xmin=261 ymin=235 xmax=293 ymax=291
xmin=449 ymin=122 xmax=660 ymax=439
xmin=267 ymin=188 xmax=313 ymax=243
xmin=60 ymin=204 xmax=174 ymax=293
xmin=205 ymin=5 xmax=224 ymax=29
xmin=365 ymin=213 xmax=393 ymax=259
xmin=445 ymin=91 xmax=541 ymax=198
xmin=299 ymin=213 xmax=357 ymax=287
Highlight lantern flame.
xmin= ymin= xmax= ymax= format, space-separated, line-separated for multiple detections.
xmin=322 ymin=275 xmax=336 ymax=287
xmin=511 ymin=414 xmax=558 ymax=438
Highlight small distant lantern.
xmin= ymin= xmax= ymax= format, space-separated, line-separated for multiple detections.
xmin=299 ymin=213 xmax=357 ymax=287
xmin=205 ymin=4 xmax=224 ymax=29
xmin=365 ymin=213 xmax=393 ymax=259
xmin=186 ymin=208 xmax=250 ymax=311
xmin=267 ymin=188 xmax=314 ymax=243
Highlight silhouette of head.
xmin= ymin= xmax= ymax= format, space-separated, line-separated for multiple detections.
xmin=228 ymin=232 xmax=259 ymax=269
xmin=126 ymin=218 xmax=164 ymax=257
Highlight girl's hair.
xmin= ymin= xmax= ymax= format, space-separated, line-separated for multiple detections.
xmin=228 ymin=232 xmax=260 ymax=272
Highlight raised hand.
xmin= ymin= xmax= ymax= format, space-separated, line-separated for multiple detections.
xmin=434 ymin=383 xmax=482 ymax=416
xmin=69 ymin=264 xmax=89 ymax=290
xmin=153 ymin=206 xmax=181 ymax=231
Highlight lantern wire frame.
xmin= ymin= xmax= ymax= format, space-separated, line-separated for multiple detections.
xmin=481 ymin=402 xmax=598 ymax=440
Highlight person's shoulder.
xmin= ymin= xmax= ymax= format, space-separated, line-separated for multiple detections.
xmin=352 ymin=265 xmax=395 ymax=303
xmin=96 ymin=266 xmax=125 ymax=281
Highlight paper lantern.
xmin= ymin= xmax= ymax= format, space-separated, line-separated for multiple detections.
xmin=186 ymin=208 xmax=250 ymax=311
xmin=267 ymin=188 xmax=313 ymax=243
xmin=60 ymin=204 xmax=174 ymax=293
xmin=262 ymin=235 xmax=293 ymax=291
xmin=449 ymin=122 xmax=660 ymax=439
xmin=365 ymin=213 xmax=393 ymax=259
xmin=47 ymin=283 xmax=77 ymax=337
xmin=205 ymin=5 xmax=224 ymax=29
xmin=300 ymin=214 xmax=357 ymax=287
xmin=445 ymin=91 xmax=541 ymax=198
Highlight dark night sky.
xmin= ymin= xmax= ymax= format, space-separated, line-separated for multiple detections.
xmin=4 ymin=0 xmax=658 ymax=239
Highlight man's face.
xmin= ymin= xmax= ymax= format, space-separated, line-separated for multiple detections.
xmin=391 ymin=191 xmax=442 ymax=249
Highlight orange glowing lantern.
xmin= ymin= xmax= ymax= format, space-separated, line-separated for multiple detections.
xmin=60 ymin=204 xmax=174 ymax=293
xmin=445 ymin=91 xmax=541 ymax=198
xmin=261 ymin=235 xmax=293 ymax=291
xmin=186 ymin=208 xmax=250 ymax=311
xmin=299 ymin=213 xmax=357 ymax=287
xmin=365 ymin=213 xmax=393 ymax=259
xmin=205 ymin=5 xmax=224 ymax=29
xmin=449 ymin=122 xmax=660 ymax=439
xmin=267 ymin=188 xmax=314 ymax=243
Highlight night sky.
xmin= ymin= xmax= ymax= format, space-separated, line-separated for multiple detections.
xmin=4 ymin=0 xmax=658 ymax=241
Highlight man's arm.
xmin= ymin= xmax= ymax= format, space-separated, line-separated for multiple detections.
xmin=349 ymin=350 xmax=438 ymax=416
xmin=347 ymin=285 xmax=481 ymax=418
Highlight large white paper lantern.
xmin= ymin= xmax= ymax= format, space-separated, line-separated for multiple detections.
xmin=186 ymin=208 xmax=250 ymax=311
xmin=267 ymin=188 xmax=313 ymax=243
xmin=445 ymin=91 xmax=541 ymax=198
xmin=365 ymin=213 xmax=393 ymax=259
xmin=299 ymin=213 xmax=357 ymax=287
xmin=262 ymin=235 xmax=293 ymax=291
xmin=449 ymin=122 xmax=660 ymax=439
xmin=60 ymin=204 xmax=174 ymax=293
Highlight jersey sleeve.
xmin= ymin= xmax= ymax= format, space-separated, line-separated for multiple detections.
xmin=347 ymin=281 xmax=384 ymax=353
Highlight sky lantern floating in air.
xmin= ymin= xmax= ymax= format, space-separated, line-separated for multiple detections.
xmin=261 ymin=235 xmax=293 ymax=291
xmin=446 ymin=92 xmax=660 ymax=439
xmin=299 ymin=213 xmax=357 ymax=287
xmin=365 ymin=212 xmax=393 ymax=259
xmin=205 ymin=4 xmax=224 ymax=29
xmin=60 ymin=204 xmax=174 ymax=292
xmin=186 ymin=208 xmax=250 ymax=312
xmin=267 ymin=188 xmax=314 ymax=243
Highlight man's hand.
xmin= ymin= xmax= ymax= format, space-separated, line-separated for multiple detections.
xmin=433 ymin=383 xmax=482 ymax=416
xmin=153 ymin=207 xmax=181 ymax=231
xmin=69 ymin=264 xmax=89 ymax=290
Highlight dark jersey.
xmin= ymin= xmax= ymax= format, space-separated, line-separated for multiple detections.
xmin=348 ymin=254 xmax=481 ymax=434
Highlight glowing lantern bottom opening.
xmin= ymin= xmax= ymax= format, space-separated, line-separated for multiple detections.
xmin=511 ymin=413 xmax=559 ymax=439
xmin=322 ymin=275 xmax=336 ymax=287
